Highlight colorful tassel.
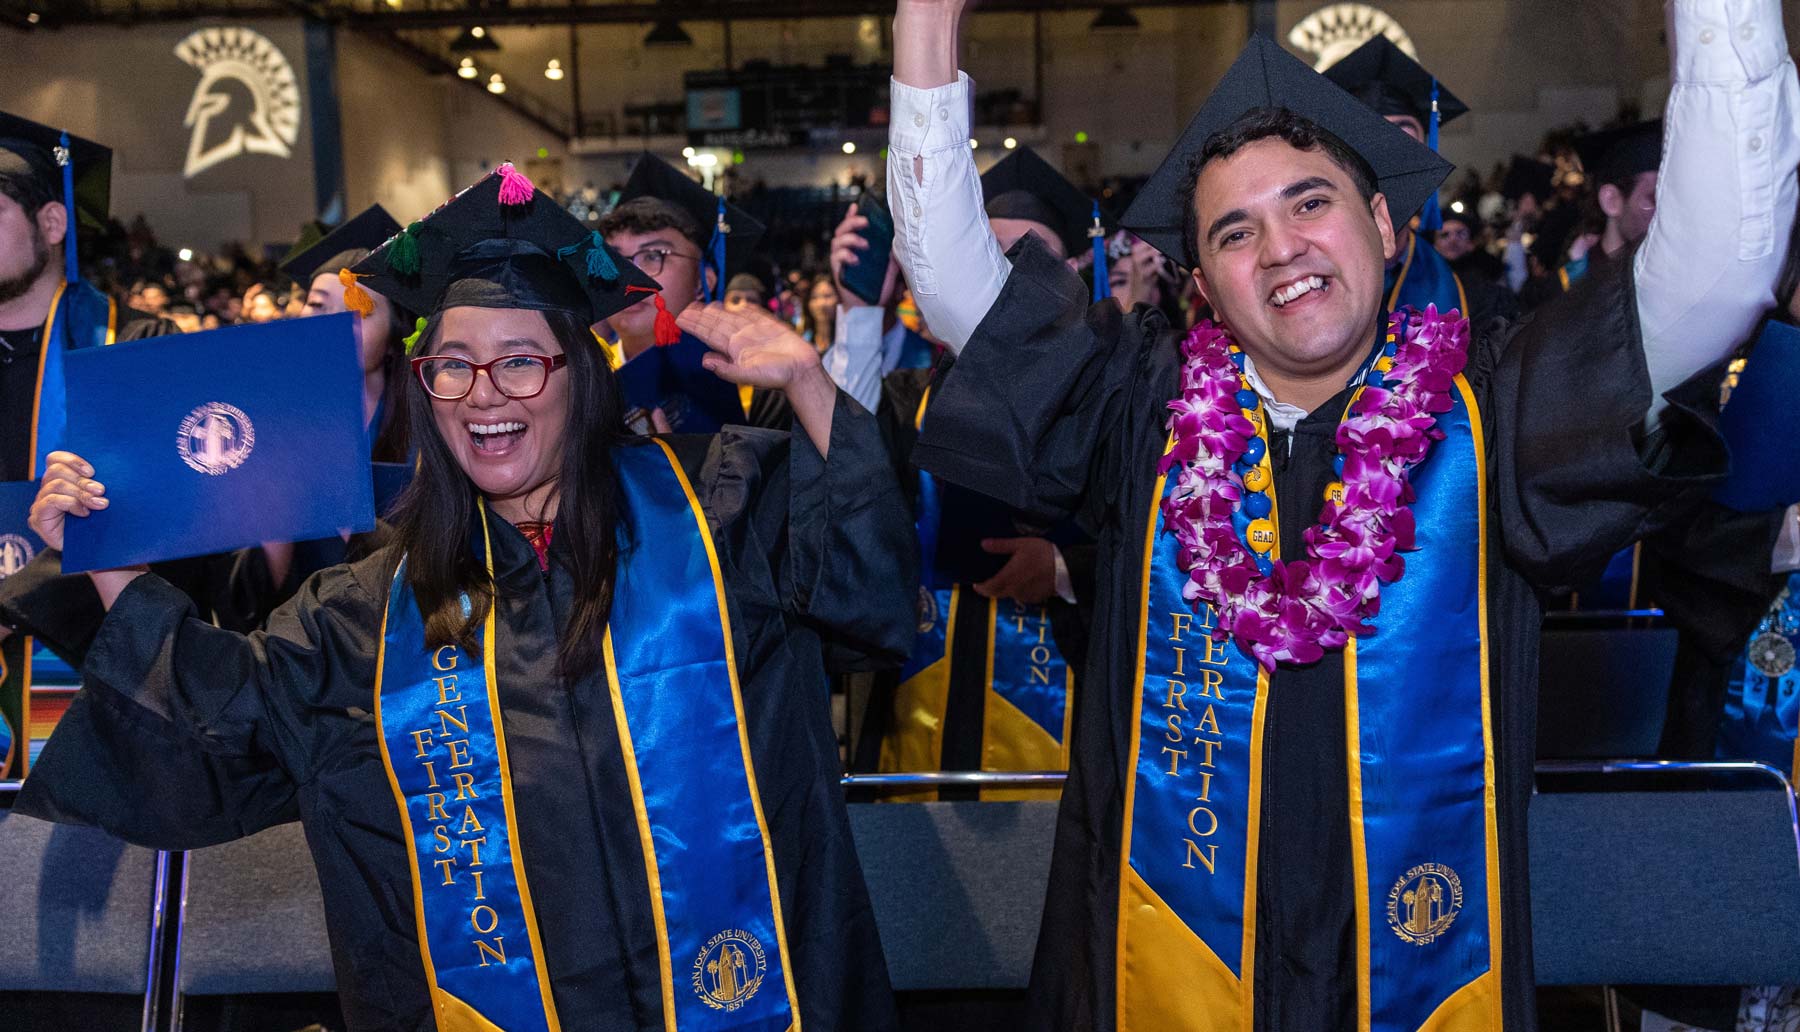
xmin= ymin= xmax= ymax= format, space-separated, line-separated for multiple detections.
xmin=497 ymin=162 xmax=535 ymax=206
xmin=627 ymin=285 xmax=681 ymax=345
xmin=402 ymin=316 xmax=428 ymax=355
xmin=339 ymin=268 xmax=375 ymax=319
xmin=386 ymin=221 xmax=422 ymax=276
xmin=585 ymin=232 xmax=619 ymax=282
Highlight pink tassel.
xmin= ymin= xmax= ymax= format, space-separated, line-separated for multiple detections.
xmin=497 ymin=162 xmax=535 ymax=206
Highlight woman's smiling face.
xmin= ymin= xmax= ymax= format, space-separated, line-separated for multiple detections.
xmin=423 ymin=306 xmax=570 ymax=508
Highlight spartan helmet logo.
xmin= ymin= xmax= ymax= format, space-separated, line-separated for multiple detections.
xmin=174 ymin=27 xmax=302 ymax=179
xmin=1287 ymin=3 xmax=1418 ymax=71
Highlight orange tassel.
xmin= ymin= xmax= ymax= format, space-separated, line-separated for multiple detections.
xmin=339 ymin=268 xmax=375 ymax=319
xmin=627 ymin=285 xmax=682 ymax=346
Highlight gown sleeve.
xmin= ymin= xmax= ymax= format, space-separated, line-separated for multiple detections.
xmin=1483 ymin=244 xmax=1734 ymax=593
xmin=677 ymin=387 xmax=918 ymax=674
xmin=908 ymin=234 xmax=1168 ymax=527
xmin=13 ymin=557 xmax=386 ymax=850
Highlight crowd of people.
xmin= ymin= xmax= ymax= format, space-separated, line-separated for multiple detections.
xmin=3 ymin=1 xmax=1799 ymax=1030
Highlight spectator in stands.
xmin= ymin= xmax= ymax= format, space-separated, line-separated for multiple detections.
xmin=724 ymin=271 xmax=766 ymax=314
xmin=801 ymin=272 xmax=838 ymax=349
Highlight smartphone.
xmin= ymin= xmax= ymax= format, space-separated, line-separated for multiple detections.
xmin=840 ymin=193 xmax=895 ymax=306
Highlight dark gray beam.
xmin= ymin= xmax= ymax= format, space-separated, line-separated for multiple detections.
xmin=317 ymin=0 xmax=1249 ymax=29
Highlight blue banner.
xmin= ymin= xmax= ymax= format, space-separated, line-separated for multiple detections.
xmin=1386 ymin=234 xmax=1467 ymax=319
xmin=31 ymin=280 xmax=115 ymax=478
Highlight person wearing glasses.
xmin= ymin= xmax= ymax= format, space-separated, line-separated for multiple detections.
xmin=11 ymin=167 xmax=913 ymax=1032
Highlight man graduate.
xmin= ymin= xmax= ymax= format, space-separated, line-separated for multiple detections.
xmin=0 ymin=112 xmax=173 ymax=778
xmin=887 ymin=0 xmax=1799 ymax=1028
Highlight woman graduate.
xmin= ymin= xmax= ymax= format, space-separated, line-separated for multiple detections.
xmin=15 ymin=166 xmax=915 ymax=1032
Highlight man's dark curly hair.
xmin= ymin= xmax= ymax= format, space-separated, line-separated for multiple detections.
xmin=596 ymin=196 xmax=704 ymax=252
xmin=1176 ymin=107 xmax=1380 ymax=268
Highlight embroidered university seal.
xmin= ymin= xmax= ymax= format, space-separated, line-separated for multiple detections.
xmin=1386 ymin=862 xmax=1463 ymax=946
xmin=692 ymin=928 xmax=768 ymax=1012
xmin=0 ymin=533 xmax=33 ymax=580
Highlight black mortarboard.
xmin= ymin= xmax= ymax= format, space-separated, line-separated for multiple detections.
xmin=0 ymin=111 xmax=112 ymax=229
xmin=980 ymin=146 xmax=1104 ymax=258
xmin=351 ymin=166 xmax=659 ymax=330
xmin=1121 ymin=36 xmax=1453 ymax=265
xmin=1501 ymin=155 xmax=1555 ymax=203
xmin=1574 ymin=120 xmax=1663 ymax=188
xmin=615 ymin=152 xmax=765 ymax=280
xmin=279 ymin=204 xmax=403 ymax=284
xmin=1322 ymin=35 xmax=1468 ymax=129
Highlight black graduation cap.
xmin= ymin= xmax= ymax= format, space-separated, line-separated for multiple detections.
xmin=980 ymin=146 xmax=1103 ymax=258
xmin=279 ymin=204 xmax=403 ymax=285
xmin=1574 ymin=120 xmax=1662 ymax=187
xmin=1501 ymin=155 xmax=1555 ymax=203
xmin=0 ymin=110 xmax=112 ymax=229
xmin=615 ymin=151 xmax=765 ymax=277
xmin=351 ymin=166 xmax=660 ymax=330
xmin=1120 ymin=36 xmax=1453 ymax=265
xmin=1322 ymin=35 xmax=1467 ymax=129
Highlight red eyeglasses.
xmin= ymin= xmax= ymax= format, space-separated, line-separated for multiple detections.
xmin=411 ymin=353 xmax=569 ymax=401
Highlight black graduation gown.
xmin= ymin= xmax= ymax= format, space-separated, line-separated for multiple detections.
xmin=848 ymin=367 xmax=1091 ymax=785
xmin=14 ymin=397 xmax=916 ymax=1032
xmin=909 ymin=236 xmax=1732 ymax=1032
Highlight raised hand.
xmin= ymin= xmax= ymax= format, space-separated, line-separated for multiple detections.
xmin=677 ymin=302 xmax=839 ymax=457
xmin=29 ymin=450 xmax=107 ymax=553
xmin=830 ymin=204 xmax=899 ymax=310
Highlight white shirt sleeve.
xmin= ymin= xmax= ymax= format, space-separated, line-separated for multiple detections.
xmin=819 ymin=305 xmax=887 ymax=414
xmin=888 ymin=72 xmax=1011 ymax=356
xmin=1052 ymin=545 xmax=1077 ymax=604
xmin=1773 ymin=503 xmax=1800 ymax=573
xmin=1638 ymin=0 xmax=1800 ymax=421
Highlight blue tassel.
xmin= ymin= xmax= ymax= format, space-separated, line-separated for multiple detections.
xmin=585 ymin=231 xmax=619 ymax=282
xmin=58 ymin=131 xmax=78 ymax=285
xmin=706 ymin=196 xmax=728 ymax=303
xmin=1418 ymin=79 xmax=1444 ymax=233
xmin=1090 ymin=201 xmax=1110 ymax=303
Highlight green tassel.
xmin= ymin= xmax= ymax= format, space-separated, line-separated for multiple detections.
xmin=585 ymin=232 xmax=619 ymax=282
xmin=402 ymin=316 xmax=428 ymax=355
xmin=386 ymin=222 xmax=422 ymax=276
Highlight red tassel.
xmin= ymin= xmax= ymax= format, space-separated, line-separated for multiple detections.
xmin=497 ymin=162 xmax=535 ymax=206
xmin=627 ymin=285 xmax=682 ymax=346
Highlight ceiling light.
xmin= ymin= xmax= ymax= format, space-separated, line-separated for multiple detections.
xmin=487 ymin=73 xmax=506 ymax=95
xmin=1450 ymin=200 xmax=1466 ymax=213
xmin=682 ymin=146 xmax=696 ymax=158
xmin=451 ymin=26 xmax=500 ymax=52
xmin=644 ymin=19 xmax=693 ymax=47
xmin=1003 ymin=136 xmax=1017 ymax=150
xmin=384 ymin=0 xmax=401 ymax=8
xmin=544 ymin=59 xmax=564 ymax=81
xmin=841 ymin=141 xmax=856 ymax=155
xmin=1089 ymin=5 xmax=1141 ymax=31
xmin=457 ymin=57 xmax=478 ymax=79
xmin=178 ymin=248 xmax=194 ymax=262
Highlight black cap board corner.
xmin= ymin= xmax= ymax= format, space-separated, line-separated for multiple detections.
xmin=615 ymin=152 xmax=766 ymax=273
xmin=1574 ymin=119 xmax=1663 ymax=187
xmin=1120 ymin=35 xmax=1454 ymax=265
xmin=1321 ymin=35 xmax=1468 ymax=129
xmin=350 ymin=168 xmax=660 ymax=327
xmin=980 ymin=146 xmax=1103 ymax=258
xmin=279 ymin=204 xmax=403 ymax=284
xmin=0 ymin=110 xmax=112 ymax=228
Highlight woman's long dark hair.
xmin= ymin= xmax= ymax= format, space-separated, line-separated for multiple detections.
xmin=369 ymin=304 xmax=414 ymax=463
xmin=387 ymin=307 xmax=632 ymax=680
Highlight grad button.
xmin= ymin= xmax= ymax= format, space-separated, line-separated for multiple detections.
xmin=1242 ymin=436 xmax=1267 ymax=465
xmin=1323 ymin=481 xmax=1346 ymax=505
xmin=1246 ymin=519 xmax=1277 ymax=554
xmin=1242 ymin=462 xmax=1271 ymax=492
xmin=1243 ymin=491 xmax=1272 ymax=519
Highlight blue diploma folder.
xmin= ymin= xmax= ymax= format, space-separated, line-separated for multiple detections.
xmin=61 ymin=314 xmax=374 ymax=572
xmin=1714 ymin=318 xmax=1800 ymax=512
xmin=614 ymin=333 xmax=747 ymax=433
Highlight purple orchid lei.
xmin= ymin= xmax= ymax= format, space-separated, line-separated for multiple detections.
xmin=1157 ymin=305 xmax=1470 ymax=671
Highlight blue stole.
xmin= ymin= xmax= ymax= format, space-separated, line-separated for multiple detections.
xmin=1385 ymin=233 xmax=1468 ymax=320
xmin=1114 ymin=375 xmax=1502 ymax=1030
xmin=1719 ymin=574 xmax=1800 ymax=780
xmin=10 ymin=280 xmax=114 ymax=779
xmin=32 ymin=279 xmax=117 ymax=479
xmin=375 ymin=440 xmax=797 ymax=1030
xmin=880 ymin=392 xmax=1075 ymax=801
